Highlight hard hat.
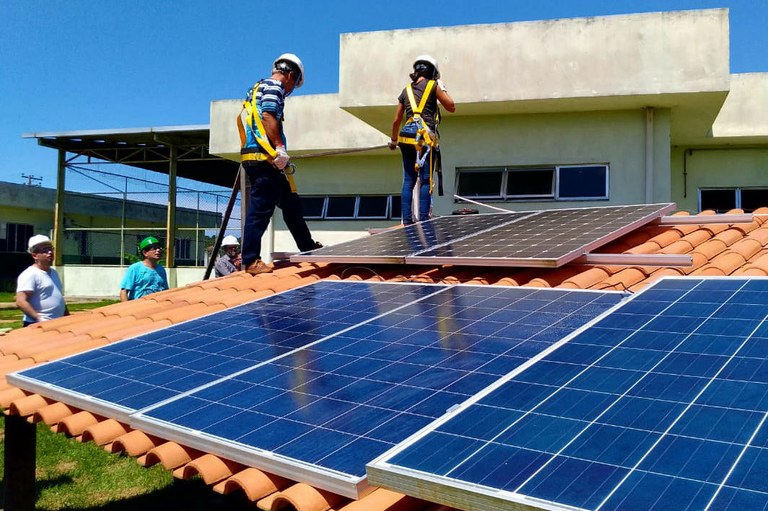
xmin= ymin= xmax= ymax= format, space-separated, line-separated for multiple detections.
xmin=221 ymin=235 xmax=239 ymax=247
xmin=27 ymin=234 xmax=52 ymax=253
xmin=413 ymin=55 xmax=440 ymax=79
xmin=274 ymin=53 xmax=304 ymax=88
xmin=139 ymin=236 xmax=161 ymax=252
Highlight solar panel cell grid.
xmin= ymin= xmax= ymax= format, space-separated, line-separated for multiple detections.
xmin=369 ymin=277 xmax=768 ymax=511
xmin=11 ymin=281 xmax=442 ymax=419
xmin=132 ymin=284 xmax=625 ymax=497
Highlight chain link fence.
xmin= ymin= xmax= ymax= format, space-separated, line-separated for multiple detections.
xmin=63 ymin=163 xmax=241 ymax=267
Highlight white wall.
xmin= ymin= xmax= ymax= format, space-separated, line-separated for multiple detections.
xmin=59 ymin=266 xmax=205 ymax=299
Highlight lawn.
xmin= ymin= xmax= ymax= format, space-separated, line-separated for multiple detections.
xmin=0 ymin=298 xmax=256 ymax=509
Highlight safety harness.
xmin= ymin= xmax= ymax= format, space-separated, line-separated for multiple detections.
xmin=237 ymin=82 xmax=297 ymax=191
xmin=397 ymin=80 xmax=443 ymax=195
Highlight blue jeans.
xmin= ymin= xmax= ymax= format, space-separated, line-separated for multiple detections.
xmin=400 ymin=145 xmax=432 ymax=225
xmin=241 ymin=161 xmax=315 ymax=266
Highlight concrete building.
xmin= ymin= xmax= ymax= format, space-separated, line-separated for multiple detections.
xmin=0 ymin=181 xmax=221 ymax=296
xmin=210 ymin=8 xmax=768 ymax=251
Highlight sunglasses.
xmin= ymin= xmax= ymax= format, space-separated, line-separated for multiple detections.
xmin=144 ymin=245 xmax=162 ymax=251
xmin=33 ymin=247 xmax=54 ymax=254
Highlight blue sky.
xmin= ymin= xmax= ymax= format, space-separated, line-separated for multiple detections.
xmin=1 ymin=0 xmax=766 ymax=189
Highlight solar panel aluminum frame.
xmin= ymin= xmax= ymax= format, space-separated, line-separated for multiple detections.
xmin=290 ymin=212 xmax=535 ymax=265
xmin=366 ymin=276 xmax=768 ymax=511
xmin=135 ymin=413 xmax=374 ymax=499
xmin=405 ymin=203 xmax=676 ymax=268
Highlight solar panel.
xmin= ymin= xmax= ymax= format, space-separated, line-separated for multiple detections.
xmin=9 ymin=281 xmax=443 ymax=421
xmin=368 ymin=277 xmax=768 ymax=511
xmin=291 ymin=212 xmax=532 ymax=264
xmin=131 ymin=284 xmax=626 ymax=498
xmin=407 ymin=203 xmax=676 ymax=267
xmin=291 ymin=203 xmax=674 ymax=268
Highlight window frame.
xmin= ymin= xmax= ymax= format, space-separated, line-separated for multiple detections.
xmin=698 ymin=187 xmax=768 ymax=213
xmin=456 ymin=164 xmax=610 ymax=202
xmin=299 ymin=195 xmax=399 ymax=220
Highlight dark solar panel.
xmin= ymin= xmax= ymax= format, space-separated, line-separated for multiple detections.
xmin=9 ymin=281 xmax=441 ymax=420
xmin=369 ymin=277 xmax=768 ymax=511
xmin=291 ymin=212 xmax=533 ymax=264
xmin=407 ymin=203 xmax=676 ymax=267
xmin=133 ymin=284 xmax=625 ymax=498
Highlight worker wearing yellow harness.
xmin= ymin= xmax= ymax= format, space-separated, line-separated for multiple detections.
xmin=389 ymin=55 xmax=455 ymax=225
xmin=237 ymin=53 xmax=321 ymax=275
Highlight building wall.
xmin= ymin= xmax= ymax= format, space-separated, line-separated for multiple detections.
xmin=58 ymin=266 xmax=206 ymax=298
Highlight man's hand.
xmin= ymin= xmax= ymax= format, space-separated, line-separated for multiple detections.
xmin=273 ymin=145 xmax=290 ymax=170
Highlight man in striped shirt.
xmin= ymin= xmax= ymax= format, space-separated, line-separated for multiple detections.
xmin=239 ymin=53 xmax=321 ymax=275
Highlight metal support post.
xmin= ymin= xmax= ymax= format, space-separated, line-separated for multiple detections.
xmin=4 ymin=415 xmax=37 ymax=511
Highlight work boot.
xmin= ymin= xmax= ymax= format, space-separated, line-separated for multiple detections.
xmin=312 ymin=241 xmax=323 ymax=250
xmin=245 ymin=260 xmax=272 ymax=276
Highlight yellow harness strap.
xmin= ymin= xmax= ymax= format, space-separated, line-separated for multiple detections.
xmin=398 ymin=80 xmax=437 ymax=148
xmin=238 ymin=83 xmax=278 ymax=161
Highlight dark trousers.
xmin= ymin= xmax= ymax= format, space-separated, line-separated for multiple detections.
xmin=241 ymin=161 xmax=315 ymax=266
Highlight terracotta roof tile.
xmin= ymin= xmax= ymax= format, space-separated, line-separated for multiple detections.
xmin=268 ymin=483 xmax=346 ymax=511
xmin=55 ymin=410 xmax=101 ymax=437
xmin=141 ymin=441 xmax=203 ymax=470
xmin=0 ymin=386 xmax=26 ymax=408
xmin=560 ymin=267 xmax=610 ymax=289
xmin=645 ymin=229 xmax=683 ymax=248
xmin=33 ymin=401 xmax=75 ymax=425
xmin=181 ymin=454 xmax=244 ymax=485
xmin=693 ymin=239 xmax=728 ymax=261
xmin=109 ymin=430 xmax=160 ymax=456
xmin=218 ymin=468 xmax=291 ymax=501
xmin=81 ymin=419 xmax=130 ymax=445
xmin=8 ymin=393 xmax=51 ymax=417
xmin=32 ymin=335 xmax=110 ymax=364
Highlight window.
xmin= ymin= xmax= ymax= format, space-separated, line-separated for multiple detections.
xmin=326 ymin=196 xmax=357 ymax=219
xmin=700 ymin=188 xmax=768 ymax=213
xmin=175 ymin=239 xmax=191 ymax=260
xmin=557 ymin=165 xmax=609 ymax=199
xmin=299 ymin=195 xmax=399 ymax=220
xmin=0 ymin=223 xmax=34 ymax=253
xmin=456 ymin=164 xmax=609 ymax=201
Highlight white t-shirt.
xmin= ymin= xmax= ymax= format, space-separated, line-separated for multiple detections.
xmin=16 ymin=265 xmax=66 ymax=323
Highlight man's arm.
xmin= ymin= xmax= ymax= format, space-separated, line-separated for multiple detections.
xmin=15 ymin=290 xmax=39 ymax=322
xmin=120 ymin=289 xmax=129 ymax=302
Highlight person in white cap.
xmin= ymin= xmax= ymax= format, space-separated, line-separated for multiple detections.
xmin=214 ymin=235 xmax=241 ymax=277
xmin=15 ymin=234 xmax=69 ymax=326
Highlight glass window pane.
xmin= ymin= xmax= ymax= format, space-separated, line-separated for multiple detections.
xmin=740 ymin=189 xmax=768 ymax=213
xmin=300 ymin=196 xmax=326 ymax=218
xmin=700 ymin=189 xmax=736 ymax=213
xmin=391 ymin=195 xmax=402 ymax=220
xmin=507 ymin=169 xmax=555 ymax=198
xmin=357 ymin=196 xmax=389 ymax=218
xmin=558 ymin=166 xmax=608 ymax=199
xmin=457 ymin=170 xmax=503 ymax=198
xmin=326 ymin=196 xmax=357 ymax=218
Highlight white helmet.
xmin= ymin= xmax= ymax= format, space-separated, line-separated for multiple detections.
xmin=413 ymin=54 xmax=440 ymax=79
xmin=28 ymin=234 xmax=52 ymax=253
xmin=221 ymin=235 xmax=239 ymax=247
xmin=274 ymin=53 xmax=304 ymax=88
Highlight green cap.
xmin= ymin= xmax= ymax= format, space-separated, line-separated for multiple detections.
xmin=139 ymin=236 xmax=161 ymax=252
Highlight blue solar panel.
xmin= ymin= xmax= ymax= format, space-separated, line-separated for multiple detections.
xmin=9 ymin=281 xmax=443 ymax=420
xmin=369 ymin=277 xmax=768 ymax=511
xmin=133 ymin=285 xmax=625 ymax=498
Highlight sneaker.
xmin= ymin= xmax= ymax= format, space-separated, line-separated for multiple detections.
xmin=245 ymin=260 xmax=272 ymax=276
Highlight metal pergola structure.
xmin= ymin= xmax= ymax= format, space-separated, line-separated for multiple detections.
xmin=24 ymin=126 xmax=240 ymax=267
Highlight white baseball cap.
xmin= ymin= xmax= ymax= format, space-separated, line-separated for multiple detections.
xmin=28 ymin=234 xmax=52 ymax=253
